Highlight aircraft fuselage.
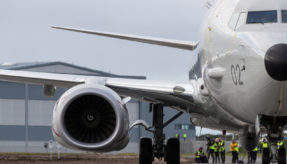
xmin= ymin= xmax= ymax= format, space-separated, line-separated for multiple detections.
xmin=191 ymin=0 xmax=287 ymax=131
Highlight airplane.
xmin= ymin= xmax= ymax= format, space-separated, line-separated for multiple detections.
xmin=0 ymin=0 xmax=286 ymax=163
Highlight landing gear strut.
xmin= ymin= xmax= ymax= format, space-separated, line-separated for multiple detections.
xmin=139 ymin=104 xmax=182 ymax=164
xmin=257 ymin=115 xmax=287 ymax=164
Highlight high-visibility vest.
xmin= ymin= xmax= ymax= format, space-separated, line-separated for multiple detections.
xmin=183 ymin=133 xmax=187 ymax=138
xmin=253 ymin=146 xmax=258 ymax=152
xmin=175 ymin=134 xmax=179 ymax=138
xmin=277 ymin=141 xmax=284 ymax=149
xmin=196 ymin=151 xmax=203 ymax=159
xmin=235 ymin=146 xmax=239 ymax=152
xmin=262 ymin=142 xmax=268 ymax=148
xmin=219 ymin=141 xmax=225 ymax=152
xmin=214 ymin=143 xmax=219 ymax=152
xmin=230 ymin=143 xmax=239 ymax=152
xmin=209 ymin=141 xmax=215 ymax=150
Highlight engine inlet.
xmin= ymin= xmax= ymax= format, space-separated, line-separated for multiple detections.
xmin=64 ymin=94 xmax=116 ymax=143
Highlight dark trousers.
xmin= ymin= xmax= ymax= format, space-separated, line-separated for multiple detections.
xmin=220 ymin=151 xmax=225 ymax=163
xmin=208 ymin=149 xmax=214 ymax=163
xmin=248 ymin=151 xmax=257 ymax=163
xmin=251 ymin=151 xmax=257 ymax=163
xmin=215 ymin=152 xmax=220 ymax=163
xmin=196 ymin=156 xmax=208 ymax=163
xmin=248 ymin=151 xmax=252 ymax=163
xmin=231 ymin=151 xmax=238 ymax=163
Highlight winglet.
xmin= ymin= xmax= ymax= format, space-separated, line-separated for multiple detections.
xmin=52 ymin=26 xmax=199 ymax=51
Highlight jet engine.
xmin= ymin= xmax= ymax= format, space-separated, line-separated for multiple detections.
xmin=51 ymin=84 xmax=130 ymax=152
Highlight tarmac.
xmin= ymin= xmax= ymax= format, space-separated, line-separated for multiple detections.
xmin=205 ymin=155 xmax=262 ymax=164
xmin=0 ymin=153 xmax=194 ymax=164
xmin=0 ymin=153 xmax=265 ymax=164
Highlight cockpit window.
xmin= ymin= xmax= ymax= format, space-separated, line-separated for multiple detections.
xmin=282 ymin=10 xmax=287 ymax=23
xmin=247 ymin=10 xmax=277 ymax=24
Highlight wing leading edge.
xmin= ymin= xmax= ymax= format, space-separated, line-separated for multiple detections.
xmin=51 ymin=26 xmax=199 ymax=51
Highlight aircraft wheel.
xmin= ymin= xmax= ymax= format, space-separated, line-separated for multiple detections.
xmin=139 ymin=137 xmax=153 ymax=164
xmin=262 ymin=148 xmax=270 ymax=164
xmin=278 ymin=148 xmax=286 ymax=164
xmin=166 ymin=138 xmax=180 ymax=164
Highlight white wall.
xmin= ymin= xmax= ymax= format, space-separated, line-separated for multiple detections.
xmin=0 ymin=99 xmax=25 ymax=125
xmin=28 ymin=100 xmax=55 ymax=126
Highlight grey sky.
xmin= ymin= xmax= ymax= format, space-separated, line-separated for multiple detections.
xmin=0 ymin=0 xmax=208 ymax=81
xmin=0 ymin=0 xmax=222 ymax=135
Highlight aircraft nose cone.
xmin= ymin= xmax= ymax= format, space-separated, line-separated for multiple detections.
xmin=265 ymin=44 xmax=287 ymax=81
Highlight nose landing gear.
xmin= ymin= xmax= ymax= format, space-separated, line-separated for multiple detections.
xmin=257 ymin=115 xmax=287 ymax=164
xmin=137 ymin=104 xmax=183 ymax=164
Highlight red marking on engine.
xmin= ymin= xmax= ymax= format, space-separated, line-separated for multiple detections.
xmin=59 ymin=96 xmax=67 ymax=104
xmin=52 ymin=127 xmax=60 ymax=137
xmin=117 ymin=100 xmax=128 ymax=110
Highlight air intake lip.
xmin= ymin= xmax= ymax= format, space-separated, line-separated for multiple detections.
xmin=64 ymin=94 xmax=116 ymax=143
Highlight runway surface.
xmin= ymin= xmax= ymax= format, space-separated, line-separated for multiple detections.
xmin=0 ymin=153 xmax=194 ymax=164
xmin=0 ymin=153 xmax=265 ymax=163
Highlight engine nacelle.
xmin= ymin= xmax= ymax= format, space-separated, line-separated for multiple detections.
xmin=52 ymin=84 xmax=130 ymax=152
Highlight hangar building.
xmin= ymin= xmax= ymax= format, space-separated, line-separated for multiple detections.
xmin=0 ymin=62 xmax=195 ymax=153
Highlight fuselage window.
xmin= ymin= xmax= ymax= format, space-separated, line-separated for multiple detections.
xmin=246 ymin=10 xmax=277 ymax=24
xmin=228 ymin=12 xmax=247 ymax=30
xmin=282 ymin=10 xmax=287 ymax=23
xmin=236 ymin=12 xmax=247 ymax=29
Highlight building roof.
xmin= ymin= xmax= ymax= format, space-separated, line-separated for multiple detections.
xmin=0 ymin=61 xmax=146 ymax=79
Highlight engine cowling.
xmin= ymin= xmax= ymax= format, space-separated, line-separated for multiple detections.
xmin=52 ymin=84 xmax=130 ymax=152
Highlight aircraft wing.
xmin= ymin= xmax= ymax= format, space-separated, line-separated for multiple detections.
xmin=0 ymin=69 xmax=203 ymax=113
xmin=51 ymin=26 xmax=199 ymax=51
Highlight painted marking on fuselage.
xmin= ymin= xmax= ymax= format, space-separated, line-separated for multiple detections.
xmin=231 ymin=64 xmax=245 ymax=85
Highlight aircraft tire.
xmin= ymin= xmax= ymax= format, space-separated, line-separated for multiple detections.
xmin=166 ymin=138 xmax=180 ymax=164
xmin=277 ymin=148 xmax=286 ymax=164
xmin=262 ymin=148 xmax=270 ymax=164
xmin=139 ymin=137 xmax=153 ymax=164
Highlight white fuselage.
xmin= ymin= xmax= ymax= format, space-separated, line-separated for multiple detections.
xmin=191 ymin=0 xmax=287 ymax=131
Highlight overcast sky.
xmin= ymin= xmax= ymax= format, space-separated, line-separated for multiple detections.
xmin=0 ymin=0 xmax=221 ymax=135
xmin=0 ymin=0 xmax=212 ymax=81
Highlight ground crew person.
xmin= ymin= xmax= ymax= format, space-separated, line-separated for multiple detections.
xmin=260 ymin=138 xmax=271 ymax=163
xmin=195 ymin=147 xmax=205 ymax=163
xmin=277 ymin=140 xmax=284 ymax=150
xmin=214 ymin=138 xmax=220 ymax=163
xmin=260 ymin=138 xmax=269 ymax=150
xmin=251 ymin=146 xmax=258 ymax=163
xmin=219 ymin=138 xmax=225 ymax=163
xmin=183 ymin=133 xmax=187 ymax=141
xmin=207 ymin=137 xmax=215 ymax=163
xmin=175 ymin=133 xmax=179 ymax=139
xmin=230 ymin=139 xmax=239 ymax=163
xmin=248 ymin=146 xmax=258 ymax=163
